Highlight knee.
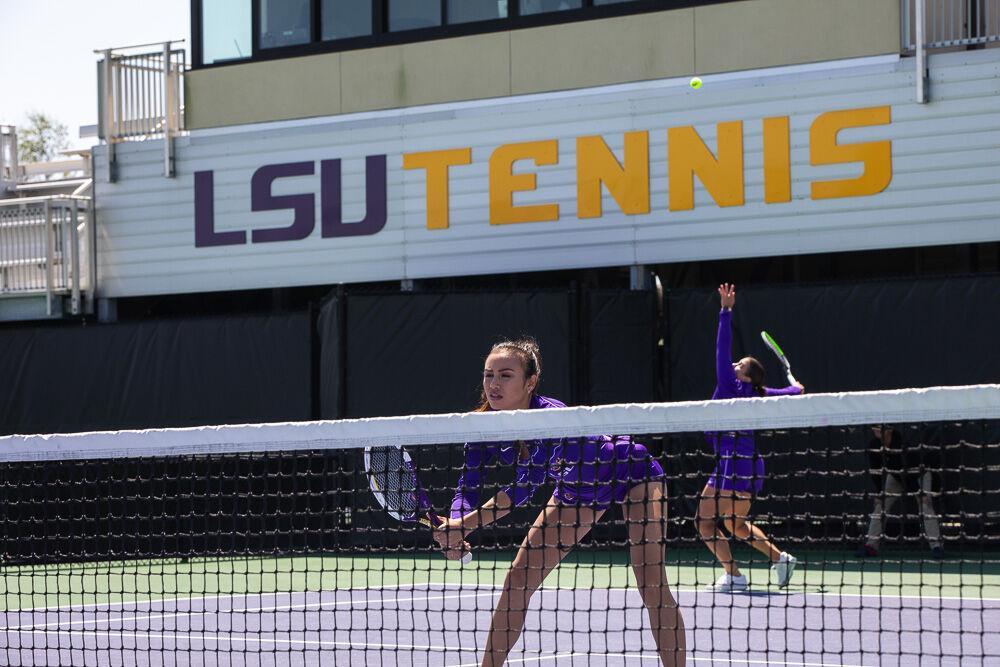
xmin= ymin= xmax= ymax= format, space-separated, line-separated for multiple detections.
xmin=726 ymin=518 xmax=749 ymax=540
xmin=695 ymin=514 xmax=716 ymax=539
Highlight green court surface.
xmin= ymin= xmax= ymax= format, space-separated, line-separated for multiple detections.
xmin=3 ymin=547 xmax=999 ymax=611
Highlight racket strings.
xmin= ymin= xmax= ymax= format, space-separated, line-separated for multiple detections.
xmin=369 ymin=447 xmax=420 ymax=517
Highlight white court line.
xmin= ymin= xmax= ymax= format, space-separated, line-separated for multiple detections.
xmin=454 ymin=654 xmax=877 ymax=667
xmin=0 ymin=580 xmax=452 ymax=614
xmin=1 ymin=590 xmax=499 ymax=632
xmin=6 ymin=628 xmax=880 ymax=667
xmin=6 ymin=628 xmax=458 ymax=653
xmin=425 ymin=581 xmax=1000 ymax=603
xmin=4 ymin=578 xmax=997 ymax=627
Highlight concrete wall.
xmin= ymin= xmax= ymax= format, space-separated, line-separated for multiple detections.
xmin=186 ymin=0 xmax=900 ymax=129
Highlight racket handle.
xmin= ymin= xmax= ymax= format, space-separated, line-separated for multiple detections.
xmin=786 ymin=371 xmax=798 ymax=385
xmin=427 ymin=510 xmax=474 ymax=564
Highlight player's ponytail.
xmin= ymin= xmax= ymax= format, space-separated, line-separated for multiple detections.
xmin=746 ymin=357 xmax=766 ymax=397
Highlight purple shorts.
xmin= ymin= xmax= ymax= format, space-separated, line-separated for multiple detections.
xmin=553 ymin=440 xmax=665 ymax=509
xmin=705 ymin=434 xmax=763 ymax=495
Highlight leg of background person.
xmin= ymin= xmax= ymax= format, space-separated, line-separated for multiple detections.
xmin=727 ymin=495 xmax=782 ymax=563
xmin=918 ymin=470 xmax=943 ymax=550
xmin=866 ymin=474 xmax=902 ymax=548
xmin=696 ymin=485 xmax=740 ymax=575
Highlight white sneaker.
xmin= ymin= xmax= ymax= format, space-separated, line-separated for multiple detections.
xmin=707 ymin=572 xmax=748 ymax=593
xmin=772 ymin=552 xmax=798 ymax=588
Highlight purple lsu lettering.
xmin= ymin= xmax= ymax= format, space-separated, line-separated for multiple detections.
xmin=194 ymin=156 xmax=387 ymax=248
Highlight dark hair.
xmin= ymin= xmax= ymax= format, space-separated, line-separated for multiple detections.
xmin=745 ymin=356 xmax=766 ymax=397
xmin=474 ymin=337 xmax=542 ymax=412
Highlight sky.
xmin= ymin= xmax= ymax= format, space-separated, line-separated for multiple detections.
xmin=0 ymin=0 xmax=190 ymax=151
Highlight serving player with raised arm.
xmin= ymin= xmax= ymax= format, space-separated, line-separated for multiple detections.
xmin=695 ymin=283 xmax=804 ymax=593
xmin=433 ymin=337 xmax=686 ymax=667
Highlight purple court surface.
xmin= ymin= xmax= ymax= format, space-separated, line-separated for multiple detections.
xmin=2 ymin=583 xmax=997 ymax=666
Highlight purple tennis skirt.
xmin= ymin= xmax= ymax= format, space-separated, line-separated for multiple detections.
xmin=553 ymin=440 xmax=665 ymax=509
xmin=705 ymin=434 xmax=764 ymax=495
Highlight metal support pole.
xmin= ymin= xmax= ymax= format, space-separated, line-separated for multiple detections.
xmin=70 ymin=200 xmax=81 ymax=315
xmin=86 ymin=161 xmax=97 ymax=309
xmin=163 ymin=41 xmax=176 ymax=178
xmin=916 ymin=0 xmax=928 ymax=103
xmin=44 ymin=200 xmax=54 ymax=316
xmin=630 ymin=265 xmax=651 ymax=290
xmin=102 ymin=49 xmax=118 ymax=181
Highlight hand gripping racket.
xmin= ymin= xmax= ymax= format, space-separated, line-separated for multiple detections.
xmin=364 ymin=445 xmax=473 ymax=564
xmin=760 ymin=330 xmax=798 ymax=385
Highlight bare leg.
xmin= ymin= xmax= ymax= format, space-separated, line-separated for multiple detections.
xmin=626 ymin=481 xmax=686 ymax=667
xmin=696 ymin=485 xmax=741 ymax=576
xmin=726 ymin=495 xmax=782 ymax=563
xmin=481 ymin=499 xmax=605 ymax=667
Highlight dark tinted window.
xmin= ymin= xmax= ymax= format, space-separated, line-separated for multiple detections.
xmin=448 ymin=0 xmax=508 ymax=24
xmin=520 ymin=0 xmax=583 ymax=16
xmin=260 ymin=0 xmax=312 ymax=49
xmin=322 ymin=0 xmax=372 ymax=40
xmin=390 ymin=0 xmax=442 ymax=31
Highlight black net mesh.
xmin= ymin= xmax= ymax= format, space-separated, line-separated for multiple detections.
xmin=1 ymin=392 xmax=998 ymax=666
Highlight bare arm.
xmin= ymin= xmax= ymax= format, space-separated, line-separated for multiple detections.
xmin=433 ymin=490 xmax=515 ymax=553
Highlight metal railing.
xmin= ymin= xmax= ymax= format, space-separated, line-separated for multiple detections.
xmin=0 ymin=196 xmax=93 ymax=315
xmin=98 ymin=41 xmax=185 ymax=181
xmin=0 ymin=125 xmax=17 ymax=194
xmin=903 ymin=0 xmax=1000 ymax=50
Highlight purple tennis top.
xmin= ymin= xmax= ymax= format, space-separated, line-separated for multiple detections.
xmin=707 ymin=309 xmax=801 ymax=493
xmin=714 ymin=309 xmax=801 ymax=400
xmin=450 ymin=394 xmax=663 ymax=517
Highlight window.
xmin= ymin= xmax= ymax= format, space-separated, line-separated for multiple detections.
xmin=448 ymin=0 xmax=508 ymax=25
xmin=260 ymin=0 xmax=312 ymax=49
xmin=202 ymin=0 xmax=252 ymax=64
xmin=195 ymin=0 xmax=729 ymax=68
xmin=520 ymin=0 xmax=583 ymax=16
xmin=389 ymin=0 xmax=442 ymax=32
xmin=322 ymin=0 xmax=373 ymax=40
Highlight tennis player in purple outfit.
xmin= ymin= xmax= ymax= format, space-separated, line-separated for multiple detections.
xmin=695 ymin=284 xmax=804 ymax=592
xmin=433 ymin=337 xmax=686 ymax=667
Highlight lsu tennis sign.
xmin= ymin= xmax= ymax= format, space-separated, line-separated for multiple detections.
xmin=193 ymin=106 xmax=891 ymax=247
xmin=94 ymin=49 xmax=1000 ymax=298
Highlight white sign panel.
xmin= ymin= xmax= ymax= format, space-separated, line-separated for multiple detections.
xmin=94 ymin=49 xmax=1000 ymax=297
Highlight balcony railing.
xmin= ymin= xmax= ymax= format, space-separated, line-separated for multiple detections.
xmin=903 ymin=0 xmax=1000 ymax=51
xmin=97 ymin=41 xmax=185 ymax=181
xmin=0 ymin=196 xmax=92 ymax=316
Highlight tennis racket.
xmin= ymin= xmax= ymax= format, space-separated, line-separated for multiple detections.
xmin=760 ymin=330 xmax=798 ymax=385
xmin=364 ymin=444 xmax=473 ymax=565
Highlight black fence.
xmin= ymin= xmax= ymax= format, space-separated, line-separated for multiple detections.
xmin=1 ymin=274 xmax=998 ymax=564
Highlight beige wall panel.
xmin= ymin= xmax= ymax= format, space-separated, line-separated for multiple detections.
xmin=186 ymin=0 xmax=902 ymax=130
xmin=340 ymin=32 xmax=510 ymax=114
xmin=186 ymin=54 xmax=342 ymax=129
xmin=511 ymin=11 xmax=695 ymax=95
xmin=695 ymin=0 xmax=899 ymax=73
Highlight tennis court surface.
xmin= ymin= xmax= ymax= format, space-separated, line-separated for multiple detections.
xmin=2 ymin=386 xmax=999 ymax=665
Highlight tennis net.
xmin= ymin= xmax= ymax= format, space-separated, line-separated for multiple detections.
xmin=1 ymin=384 xmax=998 ymax=666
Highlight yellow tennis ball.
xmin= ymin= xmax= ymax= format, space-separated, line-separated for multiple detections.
xmin=690 ymin=77 xmax=703 ymax=90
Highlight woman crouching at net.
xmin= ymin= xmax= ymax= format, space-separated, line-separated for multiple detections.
xmin=696 ymin=284 xmax=804 ymax=593
xmin=432 ymin=337 xmax=686 ymax=667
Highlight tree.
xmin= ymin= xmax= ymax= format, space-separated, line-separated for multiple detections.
xmin=17 ymin=111 xmax=69 ymax=163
